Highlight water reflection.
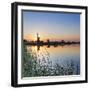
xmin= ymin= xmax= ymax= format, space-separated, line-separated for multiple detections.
xmin=24 ymin=44 xmax=80 ymax=76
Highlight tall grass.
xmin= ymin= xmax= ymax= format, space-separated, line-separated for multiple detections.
xmin=22 ymin=45 xmax=80 ymax=77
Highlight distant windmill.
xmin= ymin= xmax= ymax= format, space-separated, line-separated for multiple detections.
xmin=37 ymin=33 xmax=40 ymax=43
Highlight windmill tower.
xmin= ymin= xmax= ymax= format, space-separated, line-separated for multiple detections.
xmin=37 ymin=33 xmax=40 ymax=43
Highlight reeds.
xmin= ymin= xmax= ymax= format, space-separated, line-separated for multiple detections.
xmin=22 ymin=45 xmax=80 ymax=77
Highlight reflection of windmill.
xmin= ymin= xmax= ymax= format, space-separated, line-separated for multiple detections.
xmin=36 ymin=33 xmax=40 ymax=51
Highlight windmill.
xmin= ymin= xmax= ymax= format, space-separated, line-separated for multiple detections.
xmin=37 ymin=33 xmax=40 ymax=43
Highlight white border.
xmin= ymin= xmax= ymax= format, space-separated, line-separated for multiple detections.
xmin=18 ymin=5 xmax=86 ymax=84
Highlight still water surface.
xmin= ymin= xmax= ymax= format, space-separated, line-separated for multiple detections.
xmin=26 ymin=44 xmax=80 ymax=75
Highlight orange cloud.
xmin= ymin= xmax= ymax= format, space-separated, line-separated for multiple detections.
xmin=24 ymin=34 xmax=32 ymax=41
xmin=24 ymin=33 xmax=80 ymax=42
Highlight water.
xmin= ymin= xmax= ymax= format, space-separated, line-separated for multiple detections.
xmin=25 ymin=44 xmax=80 ymax=76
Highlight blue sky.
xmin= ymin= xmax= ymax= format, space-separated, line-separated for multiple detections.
xmin=23 ymin=11 xmax=80 ymax=41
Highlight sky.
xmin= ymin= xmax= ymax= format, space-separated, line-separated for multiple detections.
xmin=23 ymin=10 xmax=80 ymax=42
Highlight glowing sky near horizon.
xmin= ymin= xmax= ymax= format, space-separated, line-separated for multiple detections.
xmin=23 ymin=11 xmax=80 ymax=41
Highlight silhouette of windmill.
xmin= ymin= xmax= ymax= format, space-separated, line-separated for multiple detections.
xmin=36 ymin=33 xmax=40 ymax=51
xmin=37 ymin=33 xmax=40 ymax=43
